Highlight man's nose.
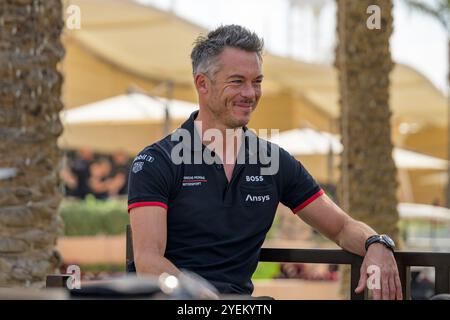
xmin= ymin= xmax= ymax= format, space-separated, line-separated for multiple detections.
xmin=240 ymin=82 xmax=256 ymax=100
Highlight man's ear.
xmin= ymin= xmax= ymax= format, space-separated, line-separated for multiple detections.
xmin=194 ymin=73 xmax=209 ymax=94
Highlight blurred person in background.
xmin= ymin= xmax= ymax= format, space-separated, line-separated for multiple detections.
xmin=60 ymin=148 xmax=94 ymax=199
xmin=108 ymin=150 xmax=131 ymax=197
xmin=60 ymin=155 xmax=78 ymax=196
xmin=88 ymin=157 xmax=112 ymax=200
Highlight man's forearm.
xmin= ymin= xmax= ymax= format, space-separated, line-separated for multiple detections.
xmin=135 ymin=252 xmax=181 ymax=277
xmin=336 ymin=218 xmax=377 ymax=257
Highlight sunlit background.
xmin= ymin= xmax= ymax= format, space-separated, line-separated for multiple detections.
xmin=4 ymin=0 xmax=447 ymax=298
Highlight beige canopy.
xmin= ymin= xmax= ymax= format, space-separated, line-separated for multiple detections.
xmin=66 ymin=0 xmax=447 ymax=128
xmin=59 ymin=93 xmax=198 ymax=155
xmin=273 ymin=128 xmax=449 ymax=169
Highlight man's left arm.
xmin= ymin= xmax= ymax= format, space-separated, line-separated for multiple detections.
xmin=297 ymin=193 xmax=403 ymax=300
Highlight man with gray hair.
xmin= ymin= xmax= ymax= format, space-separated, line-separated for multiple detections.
xmin=128 ymin=25 xmax=402 ymax=299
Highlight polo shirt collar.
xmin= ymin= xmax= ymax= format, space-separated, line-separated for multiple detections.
xmin=178 ymin=110 xmax=256 ymax=159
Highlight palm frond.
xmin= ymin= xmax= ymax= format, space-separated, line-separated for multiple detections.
xmin=403 ymin=0 xmax=450 ymax=32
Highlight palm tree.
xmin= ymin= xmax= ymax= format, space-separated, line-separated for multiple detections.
xmin=336 ymin=0 xmax=400 ymax=243
xmin=335 ymin=0 xmax=400 ymax=297
xmin=403 ymin=0 xmax=450 ymax=208
xmin=0 ymin=0 xmax=65 ymax=287
xmin=404 ymin=0 xmax=449 ymax=32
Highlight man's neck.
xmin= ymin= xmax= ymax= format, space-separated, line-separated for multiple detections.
xmin=195 ymin=108 xmax=243 ymax=165
xmin=195 ymin=108 xmax=228 ymax=134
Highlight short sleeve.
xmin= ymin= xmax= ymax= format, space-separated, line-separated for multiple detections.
xmin=127 ymin=148 xmax=174 ymax=213
xmin=279 ymin=148 xmax=324 ymax=214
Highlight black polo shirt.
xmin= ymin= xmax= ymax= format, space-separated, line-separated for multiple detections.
xmin=128 ymin=111 xmax=323 ymax=295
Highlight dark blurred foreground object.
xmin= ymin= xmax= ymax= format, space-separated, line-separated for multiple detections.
xmin=46 ymin=274 xmax=72 ymax=289
xmin=70 ymin=272 xmax=219 ymax=299
xmin=410 ymin=268 xmax=435 ymax=300
xmin=69 ymin=276 xmax=162 ymax=299
xmin=44 ymin=273 xmax=273 ymax=299
xmin=0 ymin=288 xmax=68 ymax=300
xmin=45 ymin=272 xmax=221 ymax=300
xmin=430 ymin=294 xmax=450 ymax=300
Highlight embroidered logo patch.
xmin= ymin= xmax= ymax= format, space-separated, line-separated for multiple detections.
xmin=245 ymin=194 xmax=271 ymax=203
xmin=134 ymin=154 xmax=154 ymax=163
xmin=182 ymin=175 xmax=207 ymax=187
xmin=132 ymin=161 xmax=144 ymax=173
xmin=246 ymin=175 xmax=264 ymax=182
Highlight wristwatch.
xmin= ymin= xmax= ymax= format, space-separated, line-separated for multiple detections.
xmin=365 ymin=234 xmax=395 ymax=252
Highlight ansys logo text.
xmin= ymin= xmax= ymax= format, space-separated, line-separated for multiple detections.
xmin=245 ymin=194 xmax=270 ymax=203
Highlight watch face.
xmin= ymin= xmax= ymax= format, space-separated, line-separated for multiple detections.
xmin=381 ymin=235 xmax=395 ymax=248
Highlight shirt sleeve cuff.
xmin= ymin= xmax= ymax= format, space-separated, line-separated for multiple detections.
xmin=292 ymin=189 xmax=324 ymax=214
xmin=128 ymin=201 xmax=168 ymax=213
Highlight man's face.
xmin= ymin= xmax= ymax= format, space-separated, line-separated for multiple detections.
xmin=202 ymin=47 xmax=263 ymax=128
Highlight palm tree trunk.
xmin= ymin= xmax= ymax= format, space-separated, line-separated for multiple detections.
xmin=0 ymin=0 xmax=65 ymax=288
xmin=336 ymin=0 xmax=399 ymax=297
xmin=336 ymin=0 xmax=399 ymax=241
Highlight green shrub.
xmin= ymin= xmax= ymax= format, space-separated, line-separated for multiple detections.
xmin=59 ymin=195 xmax=129 ymax=236
xmin=252 ymin=262 xmax=280 ymax=280
xmin=78 ymin=263 xmax=125 ymax=273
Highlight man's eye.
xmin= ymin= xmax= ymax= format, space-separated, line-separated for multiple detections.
xmin=231 ymin=80 xmax=242 ymax=84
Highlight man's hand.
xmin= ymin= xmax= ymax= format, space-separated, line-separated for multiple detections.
xmin=355 ymin=243 xmax=403 ymax=300
xmin=295 ymin=194 xmax=403 ymax=300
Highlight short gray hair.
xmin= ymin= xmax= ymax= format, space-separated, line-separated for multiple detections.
xmin=191 ymin=25 xmax=264 ymax=77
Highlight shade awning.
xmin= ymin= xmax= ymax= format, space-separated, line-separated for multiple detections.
xmin=58 ymin=93 xmax=198 ymax=155
xmin=66 ymin=0 xmax=447 ymax=128
xmin=271 ymin=128 xmax=449 ymax=170
xmin=60 ymin=93 xmax=197 ymax=125
xmin=398 ymin=203 xmax=450 ymax=222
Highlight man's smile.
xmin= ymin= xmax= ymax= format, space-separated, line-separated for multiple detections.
xmin=233 ymin=102 xmax=254 ymax=109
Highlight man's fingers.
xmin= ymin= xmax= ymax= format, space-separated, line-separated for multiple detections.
xmin=389 ymin=275 xmax=396 ymax=300
xmin=395 ymin=274 xmax=403 ymax=300
xmin=382 ymin=278 xmax=390 ymax=300
xmin=373 ymin=288 xmax=381 ymax=300
xmin=355 ymin=267 xmax=367 ymax=293
xmin=391 ymin=259 xmax=402 ymax=300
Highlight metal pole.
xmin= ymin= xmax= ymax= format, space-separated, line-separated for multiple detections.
xmin=327 ymin=142 xmax=333 ymax=184
xmin=327 ymin=119 xmax=336 ymax=184
xmin=287 ymin=0 xmax=294 ymax=57
xmin=163 ymin=80 xmax=174 ymax=136
xmin=312 ymin=4 xmax=322 ymax=62
xmin=446 ymin=38 xmax=450 ymax=208
xmin=169 ymin=0 xmax=177 ymax=12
